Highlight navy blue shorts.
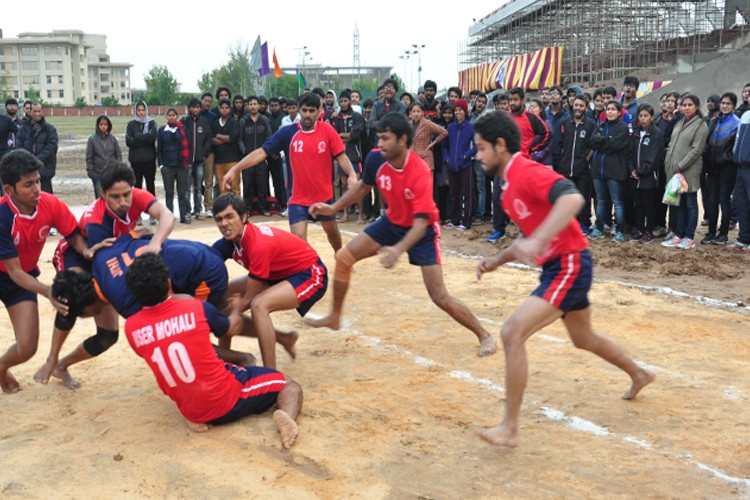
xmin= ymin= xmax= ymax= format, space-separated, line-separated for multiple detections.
xmin=0 ymin=269 xmax=39 ymax=307
xmin=288 ymin=199 xmax=335 ymax=225
xmin=532 ymin=250 xmax=592 ymax=313
xmin=338 ymin=162 xmax=361 ymax=176
xmin=268 ymin=259 xmax=328 ymax=317
xmin=208 ymin=365 xmax=287 ymax=425
xmin=52 ymin=244 xmax=91 ymax=273
xmin=363 ymin=215 xmax=442 ymax=266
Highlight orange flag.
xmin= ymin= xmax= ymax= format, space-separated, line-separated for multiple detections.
xmin=273 ymin=48 xmax=282 ymax=78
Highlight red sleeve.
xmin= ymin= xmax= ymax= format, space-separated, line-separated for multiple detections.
xmin=51 ymin=195 xmax=80 ymax=238
xmin=242 ymin=229 xmax=272 ymax=280
xmin=132 ymin=188 xmax=157 ymax=214
xmin=410 ymin=162 xmax=435 ymax=218
xmin=325 ymin=122 xmax=346 ymax=158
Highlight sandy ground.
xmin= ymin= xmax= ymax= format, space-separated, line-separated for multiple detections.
xmin=1 ymin=140 xmax=749 ymax=498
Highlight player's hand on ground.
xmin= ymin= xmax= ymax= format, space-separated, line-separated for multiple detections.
xmin=309 ymin=203 xmax=334 ymax=217
xmin=84 ymin=237 xmax=116 ymax=260
xmin=378 ymin=246 xmax=401 ymax=269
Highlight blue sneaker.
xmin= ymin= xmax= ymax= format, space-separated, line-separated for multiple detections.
xmin=612 ymin=231 xmax=625 ymax=243
xmin=578 ymin=222 xmax=590 ymax=235
xmin=588 ymin=229 xmax=604 ymax=240
xmin=486 ymin=230 xmax=506 ymax=243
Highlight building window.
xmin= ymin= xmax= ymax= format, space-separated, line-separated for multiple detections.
xmin=22 ymin=75 xmax=40 ymax=85
xmin=13 ymin=91 xmax=18 ymax=98
xmin=59 ymin=90 xmax=64 ymax=98
xmin=121 ymin=93 xmax=126 ymax=100
xmin=44 ymin=46 xmax=51 ymax=55
xmin=100 ymin=74 xmax=109 ymax=82
xmin=45 ymin=61 xmax=63 ymax=70
xmin=21 ymin=46 xmax=38 ymax=56
xmin=47 ymin=76 xmax=52 ymax=84
xmin=0 ymin=62 xmax=17 ymax=71
xmin=57 ymin=46 xmax=64 ymax=55
xmin=47 ymin=90 xmax=52 ymax=98
xmin=100 ymin=86 xmax=110 ymax=93
xmin=21 ymin=61 xmax=39 ymax=71
xmin=58 ymin=76 xmax=63 ymax=84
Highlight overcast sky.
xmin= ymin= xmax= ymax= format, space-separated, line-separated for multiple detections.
xmin=15 ymin=1 xmax=505 ymax=95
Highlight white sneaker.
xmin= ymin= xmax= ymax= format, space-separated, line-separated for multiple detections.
xmin=279 ymin=208 xmax=288 ymax=217
xmin=201 ymin=211 xmax=213 ymax=218
xmin=677 ymin=238 xmax=695 ymax=250
xmin=730 ymin=240 xmax=750 ymax=251
xmin=661 ymin=236 xmax=680 ymax=248
xmin=49 ymin=227 xmax=58 ymax=236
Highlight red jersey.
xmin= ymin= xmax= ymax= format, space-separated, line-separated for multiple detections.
xmin=213 ymin=223 xmax=320 ymax=281
xmin=0 ymin=192 xmax=78 ymax=273
xmin=363 ymin=150 xmax=439 ymax=226
xmin=262 ymin=121 xmax=345 ymax=206
xmin=125 ymin=296 xmax=240 ymax=422
xmin=80 ymin=188 xmax=156 ymax=246
xmin=501 ymin=154 xmax=588 ymax=265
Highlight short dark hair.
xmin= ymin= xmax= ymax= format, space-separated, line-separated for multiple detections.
xmin=269 ymin=97 xmax=280 ymax=104
xmin=246 ymin=95 xmax=259 ymax=104
xmin=363 ymin=98 xmax=375 ymax=109
xmin=52 ymin=270 xmax=97 ymax=318
xmin=376 ymin=112 xmax=413 ymax=148
xmin=0 ymin=149 xmax=42 ymax=187
xmin=5 ymin=98 xmax=18 ymax=106
xmin=286 ymin=98 xmax=298 ymax=107
xmin=423 ymin=80 xmax=437 ymax=91
xmin=258 ymin=95 xmax=268 ymax=104
xmin=383 ymin=78 xmax=399 ymax=92
xmin=637 ymin=103 xmax=655 ymax=117
xmin=509 ymin=87 xmax=525 ymax=99
xmin=448 ymin=86 xmax=463 ymax=98
xmin=126 ymin=253 xmax=169 ymax=307
xmin=298 ymin=92 xmax=321 ymax=110
xmin=100 ymin=162 xmax=136 ymax=191
xmin=605 ymin=99 xmax=623 ymax=113
xmin=212 ymin=192 xmax=247 ymax=218
xmin=399 ymin=92 xmax=413 ymax=104
xmin=215 ymin=87 xmax=231 ymax=98
xmin=218 ymin=99 xmax=231 ymax=108
xmin=233 ymin=94 xmax=245 ymax=103
xmin=350 ymin=89 xmax=361 ymax=98
xmin=311 ymin=87 xmax=325 ymax=99
xmin=593 ymin=88 xmax=604 ymax=100
xmin=188 ymin=98 xmax=201 ymax=108
xmin=623 ymin=75 xmax=640 ymax=88
xmin=473 ymin=111 xmax=521 ymax=155
xmin=602 ymin=86 xmax=617 ymax=97
xmin=201 ymin=92 xmax=213 ymax=101
xmin=549 ymin=85 xmax=564 ymax=96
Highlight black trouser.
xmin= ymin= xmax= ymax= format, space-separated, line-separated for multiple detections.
xmin=634 ymin=188 xmax=657 ymax=233
xmin=131 ymin=160 xmax=156 ymax=196
xmin=267 ymin=155 xmax=287 ymax=207
xmin=448 ymin=167 xmax=474 ymax=228
xmin=705 ymin=167 xmax=737 ymax=236
xmin=492 ymin=175 xmax=509 ymax=232
xmin=655 ymin=168 xmax=668 ymax=229
xmin=242 ymin=160 xmax=269 ymax=212
xmin=571 ymin=174 xmax=593 ymax=228
xmin=41 ymin=175 xmax=53 ymax=194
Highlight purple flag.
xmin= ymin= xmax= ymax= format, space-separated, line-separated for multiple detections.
xmin=260 ymin=42 xmax=270 ymax=77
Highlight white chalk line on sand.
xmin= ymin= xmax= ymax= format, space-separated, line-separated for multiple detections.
xmin=304 ymin=312 xmax=750 ymax=490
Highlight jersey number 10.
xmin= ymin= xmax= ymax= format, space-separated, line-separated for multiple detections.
xmin=151 ymin=342 xmax=196 ymax=387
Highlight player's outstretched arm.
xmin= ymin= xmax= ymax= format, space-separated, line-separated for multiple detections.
xmin=223 ymin=148 xmax=268 ymax=191
xmin=145 ymin=202 xmax=176 ymax=253
xmin=336 ymin=153 xmax=358 ymax=190
xmin=309 ymin=180 xmax=371 ymax=217
xmin=2 ymin=257 xmax=66 ymax=313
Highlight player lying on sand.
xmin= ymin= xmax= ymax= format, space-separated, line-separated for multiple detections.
xmin=124 ymin=253 xmax=301 ymax=449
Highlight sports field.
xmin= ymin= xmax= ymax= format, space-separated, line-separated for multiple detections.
xmin=2 ymin=221 xmax=748 ymax=498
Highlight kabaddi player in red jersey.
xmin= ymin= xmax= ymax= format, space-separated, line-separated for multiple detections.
xmin=305 ymin=113 xmax=496 ymax=357
xmin=124 ymin=253 xmax=302 ymax=448
xmin=212 ymin=193 xmax=327 ymax=370
xmin=472 ymin=111 xmax=654 ymax=447
xmin=35 ymin=162 xmax=175 ymax=389
xmin=0 ymin=150 xmax=92 ymax=393
xmin=221 ymin=92 xmax=357 ymax=252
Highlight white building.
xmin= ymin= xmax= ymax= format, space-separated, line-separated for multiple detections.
xmin=0 ymin=29 xmax=132 ymax=106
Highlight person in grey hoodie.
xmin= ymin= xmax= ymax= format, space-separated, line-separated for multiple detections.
xmin=86 ymin=115 xmax=122 ymax=198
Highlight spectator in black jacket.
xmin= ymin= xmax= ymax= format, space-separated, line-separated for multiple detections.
xmin=331 ymin=90 xmax=365 ymax=223
xmin=629 ymin=104 xmax=665 ymax=244
xmin=181 ymin=98 xmax=212 ymax=220
xmin=238 ymin=96 xmax=273 ymax=216
xmin=126 ymin=101 xmax=157 ymax=203
xmin=589 ymin=100 xmax=631 ymax=242
xmin=266 ymin=97 xmax=287 ymax=215
xmin=15 ymin=102 xmax=57 ymax=194
xmin=558 ymin=95 xmax=596 ymax=234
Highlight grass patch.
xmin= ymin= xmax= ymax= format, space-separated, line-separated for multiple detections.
xmin=45 ymin=115 xmax=170 ymax=138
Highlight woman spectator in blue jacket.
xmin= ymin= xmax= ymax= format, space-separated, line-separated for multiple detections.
xmin=629 ymin=103 xmax=665 ymax=244
xmin=157 ymin=108 xmax=190 ymax=224
xmin=589 ymin=100 xmax=631 ymax=242
xmin=442 ymin=99 xmax=475 ymax=231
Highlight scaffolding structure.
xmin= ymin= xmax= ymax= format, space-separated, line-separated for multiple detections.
xmin=462 ymin=0 xmax=750 ymax=85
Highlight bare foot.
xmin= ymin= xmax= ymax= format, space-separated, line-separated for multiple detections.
xmin=273 ymin=409 xmax=299 ymax=449
xmin=186 ymin=420 xmax=210 ymax=433
xmin=53 ymin=367 xmax=82 ymax=390
xmin=337 ymin=215 xmax=349 ymax=223
xmin=622 ymin=369 xmax=655 ymax=400
xmin=477 ymin=423 xmax=518 ymax=448
xmin=0 ymin=370 xmax=21 ymax=394
xmin=356 ymin=218 xmax=366 ymax=225
xmin=278 ymin=330 xmax=298 ymax=360
xmin=34 ymin=359 xmax=56 ymax=384
xmin=303 ymin=314 xmax=341 ymax=331
xmin=478 ymin=335 xmax=497 ymax=357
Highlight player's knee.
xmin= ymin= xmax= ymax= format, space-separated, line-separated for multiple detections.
xmin=17 ymin=339 xmax=38 ymax=361
xmin=499 ymin=320 xmax=523 ymax=348
xmin=281 ymin=378 xmax=303 ymax=399
xmin=83 ymin=328 xmax=119 ymax=357
xmin=54 ymin=311 xmax=77 ymax=331
xmin=427 ymin=287 xmax=451 ymax=310
xmin=333 ymin=247 xmax=356 ymax=283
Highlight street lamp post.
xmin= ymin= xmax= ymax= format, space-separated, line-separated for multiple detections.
xmin=404 ymin=49 xmax=418 ymax=92
xmin=412 ymin=43 xmax=425 ymax=89
xmin=399 ymin=54 xmax=409 ymax=89
xmin=295 ymin=46 xmax=311 ymax=95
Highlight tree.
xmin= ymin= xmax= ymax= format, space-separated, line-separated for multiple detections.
xmin=350 ymin=77 xmax=380 ymax=100
xmin=74 ymin=96 xmax=87 ymax=108
xmin=263 ymin=73 xmax=300 ymax=99
xmin=198 ymin=42 xmax=261 ymax=98
xmin=26 ymin=87 xmax=51 ymax=107
xmin=143 ymin=65 xmax=179 ymax=105
xmin=101 ymin=96 xmax=119 ymax=106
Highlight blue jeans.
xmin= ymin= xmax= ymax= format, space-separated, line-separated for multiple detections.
xmin=674 ymin=191 xmax=698 ymax=239
xmin=593 ymin=177 xmax=625 ymax=232
xmin=90 ymin=173 xmax=101 ymax=199
xmin=188 ymin=162 xmax=204 ymax=214
xmin=472 ymin=160 xmax=486 ymax=219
